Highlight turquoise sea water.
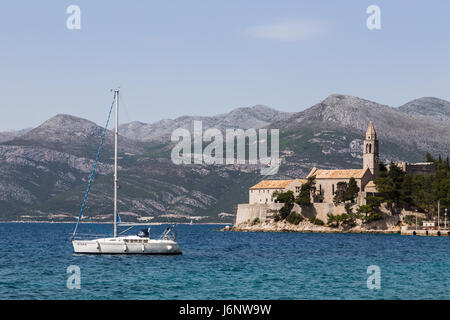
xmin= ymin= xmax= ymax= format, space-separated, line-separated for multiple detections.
xmin=0 ymin=223 xmax=448 ymax=299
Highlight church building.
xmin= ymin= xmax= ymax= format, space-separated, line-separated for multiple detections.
xmin=248 ymin=121 xmax=380 ymax=205
xmin=306 ymin=121 xmax=379 ymax=204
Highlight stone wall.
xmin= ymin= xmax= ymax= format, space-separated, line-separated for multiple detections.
xmin=235 ymin=203 xmax=284 ymax=224
xmin=405 ymin=162 xmax=436 ymax=176
xmin=235 ymin=202 xmax=353 ymax=225
xmin=396 ymin=162 xmax=436 ymax=176
xmin=300 ymin=203 xmax=349 ymax=222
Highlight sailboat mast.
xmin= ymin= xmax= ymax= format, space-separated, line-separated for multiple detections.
xmin=113 ymin=88 xmax=119 ymax=238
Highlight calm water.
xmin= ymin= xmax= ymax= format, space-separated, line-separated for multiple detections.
xmin=0 ymin=223 xmax=448 ymax=299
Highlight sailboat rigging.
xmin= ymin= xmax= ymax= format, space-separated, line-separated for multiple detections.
xmin=71 ymin=88 xmax=182 ymax=254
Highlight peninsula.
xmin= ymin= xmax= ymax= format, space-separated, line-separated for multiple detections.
xmin=230 ymin=122 xmax=449 ymax=234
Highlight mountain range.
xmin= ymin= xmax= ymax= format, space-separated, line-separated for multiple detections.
xmin=398 ymin=97 xmax=450 ymax=127
xmin=119 ymin=105 xmax=292 ymax=141
xmin=0 ymin=128 xmax=31 ymax=143
xmin=0 ymin=94 xmax=449 ymax=223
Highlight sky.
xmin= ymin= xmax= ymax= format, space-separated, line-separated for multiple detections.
xmin=1 ymin=0 xmax=449 ymax=130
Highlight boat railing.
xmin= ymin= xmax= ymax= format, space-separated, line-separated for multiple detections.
xmin=157 ymin=224 xmax=177 ymax=241
xmin=70 ymin=233 xmax=109 ymax=240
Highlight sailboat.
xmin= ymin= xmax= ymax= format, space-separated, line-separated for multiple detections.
xmin=71 ymin=89 xmax=182 ymax=254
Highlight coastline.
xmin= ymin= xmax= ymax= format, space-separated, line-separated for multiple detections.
xmin=0 ymin=221 xmax=232 ymax=225
xmin=223 ymin=220 xmax=401 ymax=235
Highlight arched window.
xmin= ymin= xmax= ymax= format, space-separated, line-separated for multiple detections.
xmin=369 ymin=144 xmax=372 ymax=153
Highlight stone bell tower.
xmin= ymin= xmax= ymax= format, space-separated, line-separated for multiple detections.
xmin=363 ymin=121 xmax=379 ymax=178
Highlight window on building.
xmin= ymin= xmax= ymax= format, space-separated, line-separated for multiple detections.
xmin=332 ymin=184 xmax=335 ymax=195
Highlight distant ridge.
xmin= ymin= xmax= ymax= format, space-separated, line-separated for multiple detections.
xmin=1 ymin=94 xmax=449 ymax=222
xmin=5 ymin=114 xmax=145 ymax=158
xmin=398 ymin=97 xmax=450 ymax=127
xmin=270 ymin=94 xmax=450 ymax=156
xmin=119 ymin=104 xmax=293 ymax=141
xmin=0 ymin=128 xmax=31 ymax=143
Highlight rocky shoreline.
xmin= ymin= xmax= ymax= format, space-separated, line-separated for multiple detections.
xmin=0 ymin=220 xmax=231 ymax=225
xmin=223 ymin=220 xmax=401 ymax=234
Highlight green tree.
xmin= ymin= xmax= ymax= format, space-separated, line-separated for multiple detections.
xmin=400 ymin=174 xmax=414 ymax=209
xmin=371 ymin=154 xmax=449 ymax=219
xmin=333 ymin=181 xmax=347 ymax=204
xmin=274 ymin=190 xmax=294 ymax=204
xmin=377 ymin=162 xmax=388 ymax=179
xmin=296 ymin=176 xmax=316 ymax=206
xmin=374 ymin=162 xmax=406 ymax=210
xmin=286 ymin=212 xmax=304 ymax=225
xmin=344 ymin=177 xmax=360 ymax=203
xmin=274 ymin=190 xmax=295 ymax=220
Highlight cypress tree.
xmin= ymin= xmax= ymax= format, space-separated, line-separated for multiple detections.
xmin=344 ymin=177 xmax=360 ymax=203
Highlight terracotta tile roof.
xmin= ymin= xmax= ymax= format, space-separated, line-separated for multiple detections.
xmin=308 ymin=168 xmax=366 ymax=179
xmin=250 ymin=179 xmax=294 ymax=190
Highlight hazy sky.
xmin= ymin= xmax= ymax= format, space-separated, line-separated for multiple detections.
xmin=1 ymin=1 xmax=449 ymax=130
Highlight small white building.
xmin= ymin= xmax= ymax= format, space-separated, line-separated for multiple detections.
xmin=423 ymin=221 xmax=436 ymax=229
xmin=249 ymin=179 xmax=306 ymax=204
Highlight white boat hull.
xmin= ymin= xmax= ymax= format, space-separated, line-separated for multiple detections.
xmin=72 ymin=236 xmax=182 ymax=254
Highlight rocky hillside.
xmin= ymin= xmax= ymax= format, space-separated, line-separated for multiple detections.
xmin=398 ymin=97 xmax=450 ymax=127
xmin=19 ymin=159 xmax=260 ymax=223
xmin=5 ymin=114 xmax=146 ymax=159
xmin=0 ymin=94 xmax=449 ymax=222
xmin=272 ymin=94 xmax=450 ymax=166
xmin=0 ymin=128 xmax=31 ymax=143
xmin=0 ymin=145 xmax=113 ymax=220
xmin=119 ymin=105 xmax=292 ymax=141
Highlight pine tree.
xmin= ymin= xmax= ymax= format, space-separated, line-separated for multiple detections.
xmin=344 ymin=177 xmax=360 ymax=203
xmin=296 ymin=176 xmax=316 ymax=206
xmin=333 ymin=182 xmax=347 ymax=204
